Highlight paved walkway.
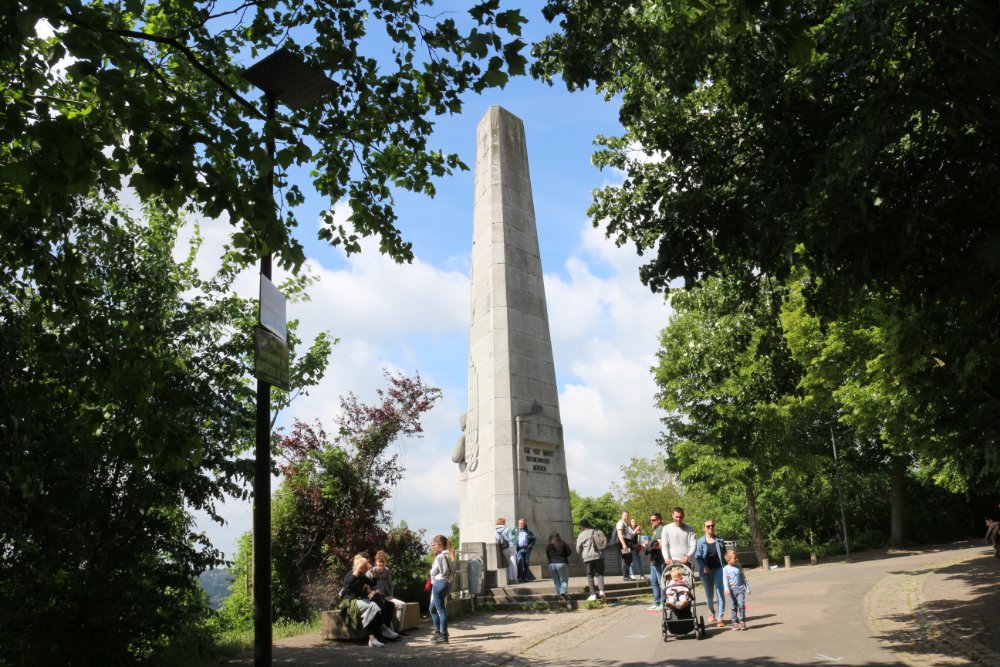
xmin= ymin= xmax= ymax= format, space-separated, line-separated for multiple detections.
xmin=222 ymin=543 xmax=999 ymax=666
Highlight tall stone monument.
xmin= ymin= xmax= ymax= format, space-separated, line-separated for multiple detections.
xmin=451 ymin=106 xmax=574 ymax=569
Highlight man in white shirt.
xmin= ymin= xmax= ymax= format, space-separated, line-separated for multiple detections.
xmin=614 ymin=510 xmax=634 ymax=581
xmin=661 ymin=506 xmax=696 ymax=567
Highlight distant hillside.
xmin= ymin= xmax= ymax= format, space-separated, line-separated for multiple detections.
xmin=198 ymin=569 xmax=234 ymax=610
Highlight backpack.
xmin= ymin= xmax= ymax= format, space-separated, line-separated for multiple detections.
xmin=608 ymin=523 xmax=623 ymax=550
xmin=591 ymin=529 xmax=607 ymax=552
xmin=496 ymin=530 xmax=510 ymax=550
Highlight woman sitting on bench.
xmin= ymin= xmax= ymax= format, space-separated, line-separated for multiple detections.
xmin=341 ymin=553 xmax=400 ymax=647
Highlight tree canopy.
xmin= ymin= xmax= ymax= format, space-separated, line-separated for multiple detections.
xmin=535 ymin=0 xmax=1000 ymax=301
xmin=534 ymin=0 xmax=1000 ymax=497
xmin=4 ymin=0 xmax=528 ymax=280
xmin=0 ymin=202 xmax=258 ymax=664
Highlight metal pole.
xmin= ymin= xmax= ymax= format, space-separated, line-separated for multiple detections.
xmin=829 ymin=425 xmax=851 ymax=561
xmin=254 ymin=92 xmax=276 ymax=667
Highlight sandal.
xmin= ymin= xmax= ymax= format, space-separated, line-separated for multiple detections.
xmin=708 ymin=615 xmax=716 ymax=623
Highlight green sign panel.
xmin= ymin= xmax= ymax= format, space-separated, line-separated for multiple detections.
xmin=254 ymin=325 xmax=290 ymax=390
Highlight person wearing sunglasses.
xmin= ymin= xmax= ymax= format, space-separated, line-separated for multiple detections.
xmin=695 ymin=520 xmax=727 ymax=626
xmin=646 ymin=513 xmax=666 ymax=611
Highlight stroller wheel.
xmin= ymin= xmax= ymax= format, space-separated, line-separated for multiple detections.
xmin=662 ymin=629 xmax=669 ymax=642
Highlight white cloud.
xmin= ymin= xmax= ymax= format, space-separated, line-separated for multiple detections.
xmin=546 ymin=224 xmax=671 ymax=497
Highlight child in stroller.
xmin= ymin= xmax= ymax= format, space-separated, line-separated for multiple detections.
xmin=661 ymin=563 xmax=706 ymax=641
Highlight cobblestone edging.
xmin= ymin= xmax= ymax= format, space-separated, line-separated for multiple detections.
xmin=865 ymin=554 xmax=1000 ymax=666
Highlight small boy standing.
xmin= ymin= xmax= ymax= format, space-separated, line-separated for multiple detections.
xmin=723 ymin=550 xmax=751 ymax=630
xmin=663 ymin=567 xmax=693 ymax=610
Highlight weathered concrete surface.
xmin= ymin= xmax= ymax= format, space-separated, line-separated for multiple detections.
xmin=454 ymin=106 xmax=573 ymax=561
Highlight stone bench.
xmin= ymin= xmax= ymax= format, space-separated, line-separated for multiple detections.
xmin=321 ymin=609 xmax=367 ymax=641
xmin=400 ymin=601 xmax=420 ymax=630
xmin=321 ymin=601 xmax=421 ymax=641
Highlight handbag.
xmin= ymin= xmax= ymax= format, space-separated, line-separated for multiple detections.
xmin=424 ymin=575 xmax=433 ymax=592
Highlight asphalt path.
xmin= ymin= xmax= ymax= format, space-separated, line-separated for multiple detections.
xmin=518 ymin=545 xmax=997 ymax=667
xmin=533 ymin=555 xmax=911 ymax=666
xmin=234 ymin=544 xmax=999 ymax=666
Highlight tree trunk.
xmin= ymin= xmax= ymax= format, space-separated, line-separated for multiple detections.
xmin=890 ymin=455 xmax=906 ymax=548
xmin=745 ymin=482 xmax=767 ymax=565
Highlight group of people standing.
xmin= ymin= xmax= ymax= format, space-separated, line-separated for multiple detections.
xmin=644 ymin=507 xmax=751 ymax=630
xmin=545 ymin=507 xmax=752 ymax=629
xmin=339 ymin=534 xmax=455 ymax=648
xmin=613 ymin=511 xmax=647 ymax=580
xmin=494 ymin=516 xmax=538 ymax=584
xmin=494 ymin=508 xmax=753 ymax=630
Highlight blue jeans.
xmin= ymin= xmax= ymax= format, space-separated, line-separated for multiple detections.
xmin=729 ymin=588 xmax=746 ymax=624
xmin=516 ymin=548 xmax=531 ymax=581
xmin=631 ymin=551 xmax=645 ymax=577
xmin=701 ymin=567 xmax=725 ymax=618
xmin=649 ymin=562 xmax=663 ymax=606
xmin=430 ymin=579 xmax=450 ymax=635
xmin=548 ymin=562 xmax=569 ymax=596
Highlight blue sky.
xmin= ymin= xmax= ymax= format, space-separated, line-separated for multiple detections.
xmin=186 ymin=6 xmax=675 ymax=560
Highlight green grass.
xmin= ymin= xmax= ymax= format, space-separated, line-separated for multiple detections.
xmin=154 ymin=615 xmax=323 ymax=666
xmin=216 ymin=616 xmax=323 ymax=654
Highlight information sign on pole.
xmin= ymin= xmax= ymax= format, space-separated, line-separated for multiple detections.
xmin=259 ymin=274 xmax=287 ymax=341
xmin=253 ymin=326 xmax=290 ymax=390
xmin=254 ymin=274 xmax=289 ymax=389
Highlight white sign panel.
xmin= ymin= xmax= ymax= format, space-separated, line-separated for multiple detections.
xmin=259 ymin=274 xmax=287 ymax=341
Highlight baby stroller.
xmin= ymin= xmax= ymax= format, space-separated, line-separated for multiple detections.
xmin=661 ymin=562 xmax=706 ymax=641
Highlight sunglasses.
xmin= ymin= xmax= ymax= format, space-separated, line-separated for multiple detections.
xmin=704 ymin=524 xmax=714 ymax=528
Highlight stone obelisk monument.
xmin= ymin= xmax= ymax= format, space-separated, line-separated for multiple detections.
xmin=452 ymin=106 xmax=574 ymax=570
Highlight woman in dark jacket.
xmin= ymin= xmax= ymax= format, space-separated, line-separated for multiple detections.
xmin=546 ymin=532 xmax=573 ymax=603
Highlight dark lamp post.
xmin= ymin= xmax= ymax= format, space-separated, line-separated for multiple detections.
xmin=242 ymin=48 xmax=333 ymax=667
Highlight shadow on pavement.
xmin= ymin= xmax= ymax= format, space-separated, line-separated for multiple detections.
xmin=877 ymin=551 xmax=1000 ymax=662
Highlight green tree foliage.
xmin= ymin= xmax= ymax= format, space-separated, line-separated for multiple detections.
xmin=5 ymin=0 xmax=529 ymax=275
xmin=655 ymin=272 xmax=810 ymax=561
xmin=534 ymin=1 xmax=1000 ymax=491
xmin=569 ymin=489 xmax=621 ymax=538
xmin=610 ymin=456 xmax=686 ymax=528
xmin=219 ymin=371 xmax=441 ymax=625
xmin=654 ymin=270 xmax=979 ymax=559
xmin=0 ymin=201 xmax=255 ymax=665
xmin=535 ymin=0 xmax=1000 ymax=300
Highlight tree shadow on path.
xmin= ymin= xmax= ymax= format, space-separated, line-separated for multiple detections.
xmin=875 ymin=550 xmax=1000 ymax=665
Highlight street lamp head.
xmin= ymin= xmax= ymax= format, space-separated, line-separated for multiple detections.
xmin=242 ymin=48 xmax=335 ymax=109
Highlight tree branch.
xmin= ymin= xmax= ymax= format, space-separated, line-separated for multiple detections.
xmin=109 ymin=28 xmax=265 ymax=120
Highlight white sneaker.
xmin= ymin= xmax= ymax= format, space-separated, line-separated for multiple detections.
xmin=599 ymin=591 xmax=608 ymax=602
xmin=586 ymin=593 xmax=597 ymax=601
xmin=383 ymin=627 xmax=399 ymax=639
xmin=369 ymin=638 xmax=384 ymax=647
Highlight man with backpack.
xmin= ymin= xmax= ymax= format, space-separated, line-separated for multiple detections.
xmin=575 ymin=519 xmax=608 ymax=602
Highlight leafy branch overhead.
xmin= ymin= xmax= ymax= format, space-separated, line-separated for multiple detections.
xmin=3 ymin=0 xmax=529 ymax=277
